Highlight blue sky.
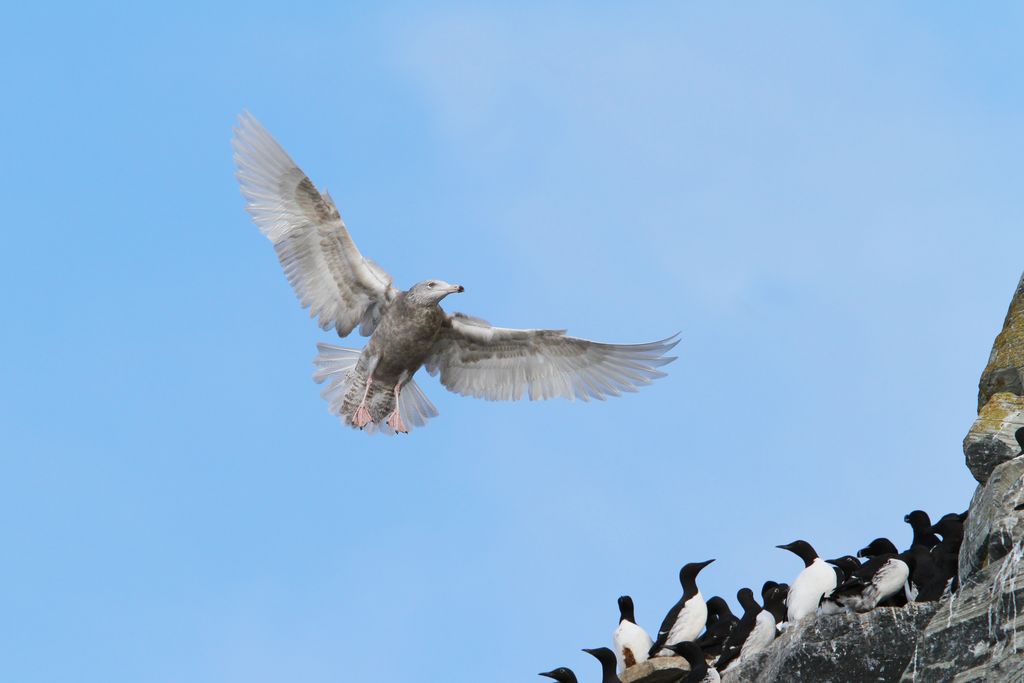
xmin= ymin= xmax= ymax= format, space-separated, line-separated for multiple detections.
xmin=2 ymin=3 xmax=1022 ymax=682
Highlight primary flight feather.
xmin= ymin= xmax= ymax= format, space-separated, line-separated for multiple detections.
xmin=232 ymin=111 xmax=679 ymax=435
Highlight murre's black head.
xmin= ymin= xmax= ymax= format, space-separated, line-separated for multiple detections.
xmin=705 ymin=595 xmax=732 ymax=620
xmin=679 ymin=559 xmax=715 ymax=593
xmin=581 ymin=648 xmax=618 ymax=681
xmin=904 ymin=510 xmax=940 ymax=549
xmin=826 ymin=555 xmax=862 ymax=577
xmin=539 ymin=667 xmax=578 ymax=683
xmin=1015 ymin=425 xmax=1024 ymax=455
xmin=857 ymin=537 xmax=898 ymax=558
xmin=737 ymin=587 xmax=761 ymax=614
xmin=777 ymin=540 xmax=819 ymax=567
xmin=617 ymin=595 xmax=637 ymax=624
xmin=905 ymin=510 xmax=932 ymax=528
xmin=763 ymin=583 xmax=788 ymax=610
xmin=761 ymin=580 xmax=779 ymax=597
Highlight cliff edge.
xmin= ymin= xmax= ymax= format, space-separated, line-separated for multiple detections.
xmin=721 ymin=273 xmax=1024 ymax=683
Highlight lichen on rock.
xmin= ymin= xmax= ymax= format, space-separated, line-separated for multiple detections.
xmin=978 ymin=273 xmax=1024 ymax=411
xmin=963 ymin=392 xmax=1024 ymax=484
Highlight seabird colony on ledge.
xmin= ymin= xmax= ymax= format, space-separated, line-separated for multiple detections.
xmin=232 ymin=112 xmax=678 ymax=435
xmin=540 ymin=506 xmax=967 ymax=683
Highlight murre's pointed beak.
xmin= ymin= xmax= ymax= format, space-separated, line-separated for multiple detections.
xmin=538 ymin=671 xmax=558 ymax=680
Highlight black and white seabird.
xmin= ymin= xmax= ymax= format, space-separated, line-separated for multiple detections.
xmin=1015 ymin=425 xmax=1024 ymax=455
xmin=612 ymin=596 xmax=653 ymax=672
xmin=650 ymin=560 xmax=715 ymax=656
xmin=818 ymin=556 xmax=861 ymax=615
xmin=778 ymin=540 xmax=836 ymax=622
xmin=696 ymin=596 xmax=738 ymax=661
xmin=930 ymin=514 xmax=964 ymax=593
xmin=539 ymin=667 xmax=579 ymax=683
xmin=831 ymin=549 xmax=914 ymax=613
xmin=665 ymin=641 xmax=721 ymax=683
xmin=904 ymin=510 xmax=940 ymax=549
xmin=903 ymin=544 xmax=945 ymax=602
xmin=715 ymin=588 xmax=775 ymax=672
xmin=761 ymin=581 xmax=789 ymax=626
xmin=582 ymin=647 xmax=622 ymax=683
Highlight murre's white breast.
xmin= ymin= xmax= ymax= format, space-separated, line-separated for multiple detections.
xmin=787 ymin=558 xmax=837 ymax=621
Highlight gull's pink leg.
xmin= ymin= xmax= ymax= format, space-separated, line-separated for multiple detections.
xmin=353 ymin=375 xmax=374 ymax=428
xmin=386 ymin=383 xmax=408 ymax=434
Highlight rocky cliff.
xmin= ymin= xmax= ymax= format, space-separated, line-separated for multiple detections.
xmin=719 ymin=273 xmax=1024 ymax=683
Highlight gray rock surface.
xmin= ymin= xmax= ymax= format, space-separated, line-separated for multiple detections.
xmin=901 ymin=546 xmax=1024 ymax=682
xmin=960 ymin=455 xmax=1024 ymax=581
xmin=963 ymin=392 xmax=1024 ymax=484
xmin=722 ymin=605 xmax=937 ymax=683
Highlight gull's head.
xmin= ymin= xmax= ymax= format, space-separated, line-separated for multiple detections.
xmin=407 ymin=279 xmax=464 ymax=305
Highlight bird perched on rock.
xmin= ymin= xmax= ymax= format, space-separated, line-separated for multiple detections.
xmin=540 ymin=667 xmax=579 ymax=683
xmin=715 ymin=588 xmax=775 ymax=672
xmin=761 ymin=581 xmax=788 ymax=626
xmin=665 ymin=642 xmax=721 ymax=683
xmin=905 ymin=511 xmax=940 ymax=549
xmin=582 ymin=647 xmax=622 ymax=683
xmin=233 ymin=112 xmax=679 ymax=434
xmin=931 ymin=513 xmax=965 ymax=592
xmin=830 ymin=549 xmax=914 ymax=613
xmin=1015 ymin=426 xmax=1024 ymax=455
xmin=851 ymin=538 xmax=908 ymax=607
xmin=778 ymin=540 xmax=836 ymax=622
xmin=818 ymin=556 xmax=860 ymax=615
xmin=650 ymin=560 xmax=715 ymax=656
xmin=612 ymin=596 xmax=653 ymax=672
xmin=903 ymin=544 xmax=945 ymax=602
xmin=695 ymin=596 xmax=738 ymax=662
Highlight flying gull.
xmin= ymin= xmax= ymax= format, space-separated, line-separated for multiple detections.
xmin=232 ymin=112 xmax=678 ymax=435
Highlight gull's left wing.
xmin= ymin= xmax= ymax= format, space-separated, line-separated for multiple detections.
xmin=425 ymin=313 xmax=679 ymax=402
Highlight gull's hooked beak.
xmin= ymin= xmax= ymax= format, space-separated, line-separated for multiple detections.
xmin=450 ymin=284 xmax=465 ymax=293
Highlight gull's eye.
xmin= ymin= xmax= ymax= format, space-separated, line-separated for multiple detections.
xmin=427 ymin=282 xmax=435 ymax=288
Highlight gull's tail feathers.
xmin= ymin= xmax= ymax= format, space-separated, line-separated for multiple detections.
xmin=313 ymin=343 xmax=438 ymax=435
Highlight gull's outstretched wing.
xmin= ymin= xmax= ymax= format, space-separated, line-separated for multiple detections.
xmin=232 ymin=111 xmax=397 ymax=337
xmin=425 ymin=313 xmax=679 ymax=402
